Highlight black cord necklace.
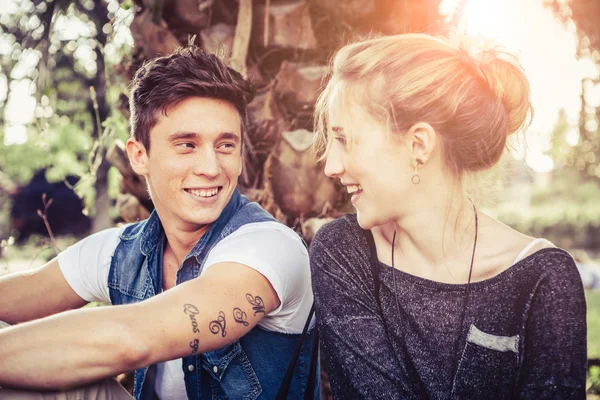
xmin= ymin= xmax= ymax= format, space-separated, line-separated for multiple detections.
xmin=391 ymin=201 xmax=478 ymax=378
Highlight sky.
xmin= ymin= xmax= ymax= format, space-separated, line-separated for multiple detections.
xmin=1 ymin=0 xmax=598 ymax=173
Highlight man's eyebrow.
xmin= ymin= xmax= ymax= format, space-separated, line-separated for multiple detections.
xmin=169 ymin=131 xmax=199 ymax=141
xmin=168 ymin=131 xmax=240 ymax=143
xmin=217 ymin=132 xmax=240 ymax=143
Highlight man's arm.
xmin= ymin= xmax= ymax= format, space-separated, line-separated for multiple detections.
xmin=0 ymin=258 xmax=87 ymax=325
xmin=0 ymin=261 xmax=280 ymax=390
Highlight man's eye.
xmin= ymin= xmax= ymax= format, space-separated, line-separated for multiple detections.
xmin=219 ymin=143 xmax=236 ymax=150
xmin=176 ymin=142 xmax=195 ymax=149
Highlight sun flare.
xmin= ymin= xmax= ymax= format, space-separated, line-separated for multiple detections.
xmin=441 ymin=0 xmax=583 ymax=173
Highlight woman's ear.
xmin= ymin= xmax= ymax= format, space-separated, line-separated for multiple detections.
xmin=126 ymin=138 xmax=149 ymax=176
xmin=406 ymin=122 xmax=437 ymax=166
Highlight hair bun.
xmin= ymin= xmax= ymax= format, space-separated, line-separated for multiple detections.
xmin=471 ymin=48 xmax=533 ymax=135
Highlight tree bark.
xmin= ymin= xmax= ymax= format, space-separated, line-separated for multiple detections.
xmin=87 ymin=0 xmax=113 ymax=232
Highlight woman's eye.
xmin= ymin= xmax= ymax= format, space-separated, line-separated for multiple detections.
xmin=334 ymin=136 xmax=347 ymax=145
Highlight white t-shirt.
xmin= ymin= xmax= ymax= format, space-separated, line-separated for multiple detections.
xmin=57 ymin=221 xmax=312 ymax=400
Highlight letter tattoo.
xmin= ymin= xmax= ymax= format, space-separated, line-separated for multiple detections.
xmin=233 ymin=308 xmax=249 ymax=326
xmin=183 ymin=303 xmax=200 ymax=333
xmin=189 ymin=338 xmax=199 ymax=355
xmin=246 ymin=294 xmax=265 ymax=315
xmin=209 ymin=311 xmax=227 ymax=337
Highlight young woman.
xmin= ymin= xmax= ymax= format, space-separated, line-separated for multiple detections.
xmin=310 ymin=34 xmax=587 ymax=399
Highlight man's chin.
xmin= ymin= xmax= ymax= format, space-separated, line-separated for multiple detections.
xmin=185 ymin=213 xmax=219 ymax=227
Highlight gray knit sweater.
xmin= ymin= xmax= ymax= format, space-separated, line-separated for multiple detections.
xmin=310 ymin=214 xmax=587 ymax=399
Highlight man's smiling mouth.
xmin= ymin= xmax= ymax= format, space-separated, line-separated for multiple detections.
xmin=185 ymin=187 xmax=222 ymax=198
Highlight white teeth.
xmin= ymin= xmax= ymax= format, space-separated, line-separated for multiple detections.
xmin=188 ymin=188 xmax=219 ymax=197
xmin=346 ymin=185 xmax=362 ymax=194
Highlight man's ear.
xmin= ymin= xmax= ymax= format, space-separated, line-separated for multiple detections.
xmin=126 ymin=138 xmax=149 ymax=176
xmin=406 ymin=122 xmax=437 ymax=166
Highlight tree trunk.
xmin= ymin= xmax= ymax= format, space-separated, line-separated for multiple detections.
xmin=88 ymin=0 xmax=113 ymax=232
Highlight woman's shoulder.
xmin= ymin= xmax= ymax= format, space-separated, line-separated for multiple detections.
xmin=309 ymin=213 xmax=373 ymax=265
xmin=522 ymin=247 xmax=580 ymax=281
xmin=494 ymin=246 xmax=583 ymax=302
xmin=476 ymin=214 xmax=572 ymax=281
xmin=312 ymin=213 xmax=362 ymax=245
xmin=518 ymin=247 xmax=586 ymax=323
xmin=309 ymin=214 xmax=376 ymax=284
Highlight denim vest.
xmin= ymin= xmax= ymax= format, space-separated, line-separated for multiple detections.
xmin=108 ymin=189 xmax=319 ymax=400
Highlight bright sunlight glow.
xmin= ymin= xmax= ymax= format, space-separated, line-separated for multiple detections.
xmin=1 ymin=0 xmax=591 ymax=175
xmin=441 ymin=0 xmax=587 ymax=173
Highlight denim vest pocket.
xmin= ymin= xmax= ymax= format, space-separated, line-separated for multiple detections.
xmin=108 ymin=267 xmax=151 ymax=300
xmin=451 ymin=325 xmax=520 ymax=400
xmin=202 ymin=340 xmax=262 ymax=400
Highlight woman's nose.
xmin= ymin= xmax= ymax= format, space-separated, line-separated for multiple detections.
xmin=323 ymin=146 xmax=345 ymax=178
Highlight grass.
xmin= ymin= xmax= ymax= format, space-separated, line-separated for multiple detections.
xmin=588 ymin=290 xmax=600 ymax=359
xmin=588 ymin=290 xmax=600 ymax=396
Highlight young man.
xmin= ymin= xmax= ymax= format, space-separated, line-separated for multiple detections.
xmin=0 ymin=46 xmax=318 ymax=400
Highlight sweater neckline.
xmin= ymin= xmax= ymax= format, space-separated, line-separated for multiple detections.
xmin=377 ymin=247 xmax=571 ymax=292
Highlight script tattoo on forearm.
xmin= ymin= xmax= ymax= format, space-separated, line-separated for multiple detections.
xmin=209 ymin=311 xmax=227 ymax=337
xmin=233 ymin=308 xmax=249 ymax=326
xmin=183 ymin=303 xmax=201 ymax=355
xmin=246 ymin=293 xmax=265 ymax=315
xmin=183 ymin=303 xmax=200 ymax=333
xmin=189 ymin=338 xmax=199 ymax=355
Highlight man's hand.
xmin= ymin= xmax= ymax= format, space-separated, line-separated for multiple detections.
xmin=0 ymin=261 xmax=280 ymax=390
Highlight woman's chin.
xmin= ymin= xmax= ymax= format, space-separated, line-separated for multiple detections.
xmin=356 ymin=211 xmax=377 ymax=231
xmin=356 ymin=208 xmax=393 ymax=231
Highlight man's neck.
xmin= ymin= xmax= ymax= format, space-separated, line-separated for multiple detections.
xmin=163 ymin=223 xmax=211 ymax=266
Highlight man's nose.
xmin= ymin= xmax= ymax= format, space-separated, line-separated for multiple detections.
xmin=193 ymin=148 xmax=220 ymax=178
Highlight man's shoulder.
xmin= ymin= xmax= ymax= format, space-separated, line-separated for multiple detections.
xmin=57 ymin=225 xmax=127 ymax=268
xmin=230 ymin=200 xmax=277 ymax=224
xmin=205 ymin=221 xmax=308 ymax=273
xmin=118 ymin=215 xmax=157 ymax=240
xmin=226 ymin=221 xmax=305 ymax=249
xmin=64 ymin=225 xmax=127 ymax=253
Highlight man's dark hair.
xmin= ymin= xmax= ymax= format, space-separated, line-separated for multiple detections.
xmin=129 ymin=45 xmax=256 ymax=152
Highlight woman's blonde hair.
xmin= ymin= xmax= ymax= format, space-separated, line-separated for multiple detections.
xmin=314 ymin=33 xmax=533 ymax=174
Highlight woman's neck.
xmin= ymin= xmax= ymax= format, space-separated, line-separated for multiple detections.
xmin=375 ymin=191 xmax=478 ymax=282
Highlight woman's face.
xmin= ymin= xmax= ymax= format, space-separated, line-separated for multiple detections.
xmin=324 ymin=96 xmax=415 ymax=229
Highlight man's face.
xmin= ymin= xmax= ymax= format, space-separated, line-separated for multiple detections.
xmin=135 ymin=96 xmax=243 ymax=232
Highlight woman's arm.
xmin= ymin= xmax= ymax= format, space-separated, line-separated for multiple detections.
xmin=310 ymin=219 xmax=412 ymax=399
xmin=518 ymin=251 xmax=587 ymax=399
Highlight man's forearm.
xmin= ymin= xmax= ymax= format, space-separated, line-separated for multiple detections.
xmin=0 ymin=259 xmax=86 ymax=324
xmin=0 ymin=305 xmax=150 ymax=390
xmin=0 ymin=261 xmax=280 ymax=390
